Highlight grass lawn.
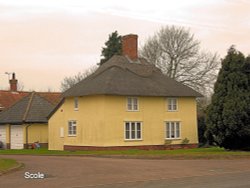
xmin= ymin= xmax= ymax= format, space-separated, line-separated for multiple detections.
xmin=0 ymin=147 xmax=250 ymax=159
xmin=0 ymin=158 xmax=19 ymax=172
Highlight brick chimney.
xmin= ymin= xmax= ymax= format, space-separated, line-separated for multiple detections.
xmin=9 ymin=73 xmax=18 ymax=92
xmin=122 ymin=34 xmax=138 ymax=61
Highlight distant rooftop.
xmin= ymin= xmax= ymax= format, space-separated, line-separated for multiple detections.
xmin=0 ymin=92 xmax=59 ymax=124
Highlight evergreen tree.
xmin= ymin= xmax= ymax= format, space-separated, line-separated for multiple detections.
xmin=206 ymin=46 xmax=250 ymax=150
xmin=100 ymin=31 xmax=122 ymax=65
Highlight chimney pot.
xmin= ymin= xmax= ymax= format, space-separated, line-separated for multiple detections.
xmin=9 ymin=73 xmax=18 ymax=92
xmin=122 ymin=34 xmax=138 ymax=61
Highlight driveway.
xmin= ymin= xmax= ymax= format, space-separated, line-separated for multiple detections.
xmin=0 ymin=155 xmax=250 ymax=188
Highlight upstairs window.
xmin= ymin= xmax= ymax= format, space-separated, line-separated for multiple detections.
xmin=167 ymin=98 xmax=177 ymax=111
xmin=74 ymin=97 xmax=78 ymax=111
xmin=127 ymin=97 xmax=138 ymax=111
xmin=68 ymin=120 xmax=77 ymax=136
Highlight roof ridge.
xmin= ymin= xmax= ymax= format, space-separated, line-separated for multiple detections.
xmin=36 ymin=92 xmax=57 ymax=106
xmin=0 ymin=90 xmax=29 ymax=93
xmin=22 ymin=91 xmax=35 ymax=121
xmin=37 ymin=91 xmax=61 ymax=94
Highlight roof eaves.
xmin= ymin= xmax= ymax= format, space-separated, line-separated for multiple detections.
xmin=47 ymin=98 xmax=65 ymax=120
xmin=0 ymin=121 xmax=23 ymax=125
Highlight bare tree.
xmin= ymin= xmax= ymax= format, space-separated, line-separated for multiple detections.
xmin=140 ymin=26 xmax=219 ymax=95
xmin=60 ymin=65 xmax=97 ymax=92
xmin=17 ymin=82 xmax=24 ymax=91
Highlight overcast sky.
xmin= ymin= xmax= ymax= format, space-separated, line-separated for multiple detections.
xmin=0 ymin=0 xmax=249 ymax=91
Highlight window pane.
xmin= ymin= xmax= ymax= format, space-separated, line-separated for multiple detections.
xmin=133 ymin=98 xmax=138 ymax=110
xmin=168 ymin=99 xmax=172 ymax=105
xmin=173 ymin=105 xmax=177 ymax=110
xmin=125 ymin=123 xmax=130 ymax=131
xmin=173 ymin=99 xmax=177 ymax=110
xmin=134 ymin=104 xmax=138 ymax=110
xmin=168 ymin=105 xmax=172 ymax=110
xmin=176 ymin=123 xmax=180 ymax=138
xmin=136 ymin=123 xmax=141 ymax=139
xmin=131 ymin=123 xmax=135 ymax=139
xmin=171 ymin=123 xmax=175 ymax=138
xmin=127 ymin=98 xmax=132 ymax=110
xmin=128 ymin=104 xmax=132 ymax=110
xmin=131 ymin=131 xmax=135 ymax=139
xmin=173 ymin=99 xmax=176 ymax=105
xmin=137 ymin=123 xmax=141 ymax=131
xmin=125 ymin=122 xmax=130 ymax=139
xmin=74 ymin=98 xmax=78 ymax=109
xmin=126 ymin=131 xmax=130 ymax=139
xmin=168 ymin=99 xmax=172 ymax=110
xmin=137 ymin=131 xmax=141 ymax=139
xmin=166 ymin=122 xmax=170 ymax=138
xmin=68 ymin=121 xmax=72 ymax=134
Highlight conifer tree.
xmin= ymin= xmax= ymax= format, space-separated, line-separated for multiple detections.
xmin=100 ymin=31 xmax=122 ymax=65
xmin=206 ymin=46 xmax=250 ymax=150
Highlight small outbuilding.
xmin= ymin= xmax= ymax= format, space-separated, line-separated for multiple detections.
xmin=0 ymin=92 xmax=59 ymax=149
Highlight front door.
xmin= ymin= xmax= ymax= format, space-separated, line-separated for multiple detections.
xmin=11 ymin=125 xmax=24 ymax=149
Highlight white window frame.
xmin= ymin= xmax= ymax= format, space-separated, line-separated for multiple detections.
xmin=74 ymin=97 xmax=79 ymax=111
xmin=124 ymin=122 xmax=142 ymax=140
xmin=167 ymin=98 xmax=178 ymax=111
xmin=68 ymin=120 xmax=77 ymax=136
xmin=127 ymin=97 xmax=139 ymax=111
xmin=165 ymin=121 xmax=181 ymax=139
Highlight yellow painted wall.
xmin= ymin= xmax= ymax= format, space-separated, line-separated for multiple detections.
xmin=48 ymin=106 xmax=65 ymax=150
xmin=25 ymin=124 xmax=48 ymax=144
xmin=49 ymin=95 xmax=198 ymax=150
xmin=3 ymin=124 xmax=48 ymax=146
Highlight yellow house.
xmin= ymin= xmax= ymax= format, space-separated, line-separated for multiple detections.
xmin=0 ymin=92 xmax=59 ymax=149
xmin=49 ymin=34 xmax=202 ymax=151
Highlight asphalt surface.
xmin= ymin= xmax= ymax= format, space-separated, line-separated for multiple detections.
xmin=0 ymin=155 xmax=250 ymax=188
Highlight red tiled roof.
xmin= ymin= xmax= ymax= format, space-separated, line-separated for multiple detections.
xmin=0 ymin=91 xmax=29 ymax=110
xmin=0 ymin=90 xmax=62 ymax=111
xmin=37 ymin=92 xmax=62 ymax=105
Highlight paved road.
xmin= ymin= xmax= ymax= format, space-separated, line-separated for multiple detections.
xmin=0 ymin=155 xmax=250 ymax=188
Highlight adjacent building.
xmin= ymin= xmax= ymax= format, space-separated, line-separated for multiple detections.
xmin=0 ymin=74 xmax=61 ymax=149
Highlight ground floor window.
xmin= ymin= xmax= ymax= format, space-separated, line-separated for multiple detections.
xmin=68 ymin=120 xmax=77 ymax=136
xmin=166 ymin=122 xmax=181 ymax=139
xmin=125 ymin=122 xmax=142 ymax=140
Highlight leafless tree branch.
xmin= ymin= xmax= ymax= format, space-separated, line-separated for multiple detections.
xmin=60 ymin=65 xmax=97 ymax=92
xmin=140 ymin=25 xmax=220 ymax=96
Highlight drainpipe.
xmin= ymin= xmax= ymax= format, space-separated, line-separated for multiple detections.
xmin=25 ymin=124 xmax=32 ymax=149
xmin=23 ymin=92 xmax=35 ymax=149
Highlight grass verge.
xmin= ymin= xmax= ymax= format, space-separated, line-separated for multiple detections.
xmin=0 ymin=147 xmax=250 ymax=159
xmin=0 ymin=158 xmax=19 ymax=172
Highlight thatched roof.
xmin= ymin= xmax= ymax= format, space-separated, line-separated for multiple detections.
xmin=63 ymin=55 xmax=202 ymax=97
